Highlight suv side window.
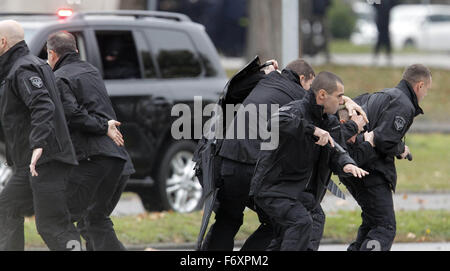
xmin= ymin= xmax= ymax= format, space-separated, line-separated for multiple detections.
xmin=146 ymin=29 xmax=202 ymax=79
xmin=427 ymin=14 xmax=450 ymax=23
xmin=95 ymin=30 xmax=142 ymax=80
xmin=134 ymin=31 xmax=158 ymax=79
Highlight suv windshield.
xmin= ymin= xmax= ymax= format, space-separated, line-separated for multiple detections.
xmin=0 ymin=14 xmax=57 ymax=42
xmin=23 ymin=27 xmax=39 ymax=42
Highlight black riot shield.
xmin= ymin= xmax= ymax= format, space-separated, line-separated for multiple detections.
xmin=194 ymin=56 xmax=267 ymax=250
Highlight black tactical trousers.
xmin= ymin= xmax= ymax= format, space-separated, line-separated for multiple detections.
xmin=252 ymin=198 xmax=325 ymax=251
xmin=0 ymin=161 xmax=80 ymax=251
xmin=78 ymin=174 xmax=130 ymax=251
xmin=309 ymin=204 xmax=326 ymax=251
xmin=65 ymin=155 xmax=125 ymax=251
xmin=255 ymin=194 xmax=314 ymax=251
xmin=202 ymin=158 xmax=273 ymax=251
xmin=341 ymin=174 xmax=396 ymax=251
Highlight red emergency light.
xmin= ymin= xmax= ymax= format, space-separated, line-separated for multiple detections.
xmin=57 ymin=8 xmax=74 ymax=19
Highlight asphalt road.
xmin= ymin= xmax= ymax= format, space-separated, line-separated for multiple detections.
xmin=306 ymin=53 xmax=450 ymax=70
xmin=28 ymin=241 xmax=450 ymax=251
xmin=133 ymin=242 xmax=450 ymax=251
xmin=221 ymin=53 xmax=450 ymax=71
xmin=317 ymin=242 xmax=450 ymax=251
xmin=112 ymin=192 xmax=450 ymax=217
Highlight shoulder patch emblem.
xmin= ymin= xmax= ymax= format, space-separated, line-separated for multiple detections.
xmin=394 ymin=116 xmax=406 ymax=131
xmin=29 ymin=76 xmax=43 ymax=89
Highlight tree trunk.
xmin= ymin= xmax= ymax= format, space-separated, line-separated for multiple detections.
xmin=246 ymin=0 xmax=282 ymax=63
xmin=119 ymin=0 xmax=147 ymax=10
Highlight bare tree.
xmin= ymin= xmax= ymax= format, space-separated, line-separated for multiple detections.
xmin=120 ymin=0 xmax=147 ymax=10
xmin=246 ymin=0 xmax=283 ymax=62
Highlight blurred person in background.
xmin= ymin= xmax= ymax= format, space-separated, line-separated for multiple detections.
xmin=312 ymin=0 xmax=332 ymax=62
xmin=373 ymin=0 xmax=398 ymax=65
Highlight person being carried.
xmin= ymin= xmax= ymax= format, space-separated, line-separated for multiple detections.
xmin=250 ymin=71 xmax=369 ymax=251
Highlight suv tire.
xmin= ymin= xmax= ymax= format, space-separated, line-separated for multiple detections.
xmin=139 ymin=140 xmax=203 ymax=213
xmin=404 ymin=38 xmax=416 ymax=49
xmin=0 ymin=151 xmax=13 ymax=194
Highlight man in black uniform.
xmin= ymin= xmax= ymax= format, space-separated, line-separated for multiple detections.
xmin=339 ymin=64 xmax=431 ymax=251
xmin=0 ymin=20 xmax=80 ymax=251
xmin=250 ymin=71 xmax=369 ymax=251
xmin=203 ymin=58 xmax=368 ymax=250
xmin=202 ymin=59 xmax=316 ymax=250
xmin=46 ymin=32 xmax=130 ymax=251
xmin=335 ymin=108 xmax=378 ymax=251
xmin=373 ymin=0 xmax=398 ymax=64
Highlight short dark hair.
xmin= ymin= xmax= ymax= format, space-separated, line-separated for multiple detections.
xmin=310 ymin=71 xmax=344 ymax=95
xmin=285 ymin=59 xmax=315 ymax=80
xmin=338 ymin=108 xmax=350 ymax=123
xmin=47 ymin=31 xmax=77 ymax=56
xmin=402 ymin=64 xmax=432 ymax=86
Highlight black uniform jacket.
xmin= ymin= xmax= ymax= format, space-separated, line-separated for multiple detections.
xmin=218 ymin=69 xmax=308 ymax=165
xmin=347 ymin=135 xmax=378 ymax=168
xmin=53 ymin=52 xmax=128 ymax=162
xmin=354 ymin=80 xmax=423 ymax=190
xmin=338 ymin=133 xmax=377 ymax=185
xmin=0 ymin=41 xmax=78 ymax=170
xmin=250 ymin=91 xmax=356 ymax=201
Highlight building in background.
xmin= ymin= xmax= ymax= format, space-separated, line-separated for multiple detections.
xmin=0 ymin=0 xmax=119 ymax=13
xmin=156 ymin=0 xmax=248 ymax=57
xmin=5 ymin=0 xmax=450 ymax=60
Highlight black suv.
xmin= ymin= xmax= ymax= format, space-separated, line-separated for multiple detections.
xmin=0 ymin=10 xmax=227 ymax=213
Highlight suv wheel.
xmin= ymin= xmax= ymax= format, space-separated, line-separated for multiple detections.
xmin=404 ymin=38 xmax=416 ymax=49
xmin=0 ymin=153 xmax=12 ymax=194
xmin=139 ymin=140 xmax=203 ymax=213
